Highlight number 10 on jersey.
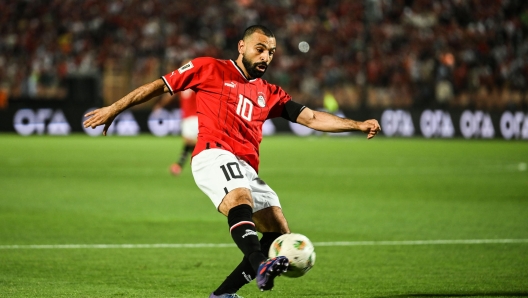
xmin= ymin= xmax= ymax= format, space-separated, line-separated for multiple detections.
xmin=237 ymin=94 xmax=253 ymax=121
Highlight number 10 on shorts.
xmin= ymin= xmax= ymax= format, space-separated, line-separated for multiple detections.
xmin=220 ymin=162 xmax=244 ymax=181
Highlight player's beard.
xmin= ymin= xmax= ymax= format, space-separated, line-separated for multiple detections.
xmin=242 ymin=54 xmax=268 ymax=79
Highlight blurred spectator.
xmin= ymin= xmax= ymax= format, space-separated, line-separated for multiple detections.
xmin=1 ymin=0 xmax=527 ymax=110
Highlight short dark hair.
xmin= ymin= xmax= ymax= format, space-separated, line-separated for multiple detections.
xmin=243 ymin=25 xmax=275 ymax=40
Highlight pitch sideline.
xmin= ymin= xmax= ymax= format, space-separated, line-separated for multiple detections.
xmin=1 ymin=239 xmax=527 ymax=250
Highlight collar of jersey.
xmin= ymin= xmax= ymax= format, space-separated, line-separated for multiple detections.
xmin=230 ymin=59 xmax=258 ymax=82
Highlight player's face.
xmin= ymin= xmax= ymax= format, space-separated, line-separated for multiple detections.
xmin=240 ymin=32 xmax=276 ymax=79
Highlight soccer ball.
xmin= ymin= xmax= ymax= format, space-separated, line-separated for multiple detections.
xmin=268 ymin=233 xmax=316 ymax=278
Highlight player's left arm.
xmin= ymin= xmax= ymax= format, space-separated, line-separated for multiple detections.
xmin=296 ymin=106 xmax=381 ymax=139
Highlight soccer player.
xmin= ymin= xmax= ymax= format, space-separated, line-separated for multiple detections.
xmin=83 ymin=25 xmax=381 ymax=297
xmin=154 ymin=86 xmax=198 ymax=176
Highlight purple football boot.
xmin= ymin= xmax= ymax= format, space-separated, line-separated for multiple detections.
xmin=256 ymin=256 xmax=289 ymax=291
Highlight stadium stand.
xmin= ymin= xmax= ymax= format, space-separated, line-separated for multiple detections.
xmin=1 ymin=0 xmax=527 ymax=110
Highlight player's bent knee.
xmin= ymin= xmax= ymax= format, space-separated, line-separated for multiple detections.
xmin=218 ymin=187 xmax=253 ymax=216
xmin=253 ymin=206 xmax=290 ymax=234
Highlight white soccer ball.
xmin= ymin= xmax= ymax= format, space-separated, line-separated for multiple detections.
xmin=268 ymin=233 xmax=316 ymax=278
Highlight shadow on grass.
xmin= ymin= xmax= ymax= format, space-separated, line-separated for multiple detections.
xmin=379 ymin=292 xmax=528 ymax=297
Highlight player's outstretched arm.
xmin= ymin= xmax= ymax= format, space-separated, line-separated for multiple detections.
xmin=83 ymin=79 xmax=168 ymax=135
xmin=296 ymin=107 xmax=381 ymax=139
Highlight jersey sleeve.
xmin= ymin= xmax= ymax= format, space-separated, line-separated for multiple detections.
xmin=267 ymin=85 xmax=293 ymax=119
xmin=161 ymin=57 xmax=212 ymax=95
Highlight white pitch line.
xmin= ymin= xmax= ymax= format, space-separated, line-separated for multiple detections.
xmin=314 ymin=239 xmax=528 ymax=246
xmin=0 ymin=239 xmax=527 ymax=250
xmin=0 ymin=243 xmax=237 ymax=249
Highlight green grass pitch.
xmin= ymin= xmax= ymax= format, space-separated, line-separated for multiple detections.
xmin=0 ymin=134 xmax=527 ymax=297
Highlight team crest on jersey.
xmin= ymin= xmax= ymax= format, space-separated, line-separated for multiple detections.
xmin=257 ymin=92 xmax=266 ymax=107
xmin=178 ymin=61 xmax=194 ymax=74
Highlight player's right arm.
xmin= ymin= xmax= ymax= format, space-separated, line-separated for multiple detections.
xmin=83 ymin=79 xmax=169 ymax=135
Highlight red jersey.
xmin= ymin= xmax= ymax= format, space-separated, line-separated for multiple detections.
xmin=180 ymin=88 xmax=197 ymax=119
xmin=162 ymin=57 xmax=292 ymax=172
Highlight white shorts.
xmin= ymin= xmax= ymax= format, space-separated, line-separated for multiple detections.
xmin=181 ymin=116 xmax=198 ymax=140
xmin=191 ymin=148 xmax=281 ymax=212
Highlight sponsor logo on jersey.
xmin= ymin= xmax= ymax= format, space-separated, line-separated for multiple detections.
xmin=224 ymin=81 xmax=236 ymax=88
xmin=177 ymin=61 xmax=194 ymax=74
xmin=257 ymin=92 xmax=266 ymax=107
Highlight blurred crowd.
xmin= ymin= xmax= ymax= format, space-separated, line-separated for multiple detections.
xmin=1 ymin=0 xmax=527 ymax=110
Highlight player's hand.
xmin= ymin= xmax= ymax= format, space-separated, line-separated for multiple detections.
xmin=83 ymin=106 xmax=117 ymax=136
xmin=359 ymin=119 xmax=381 ymax=139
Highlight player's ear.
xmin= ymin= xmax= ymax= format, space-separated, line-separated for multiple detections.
xmin=238 ymin=40 xmax=245 ymax=54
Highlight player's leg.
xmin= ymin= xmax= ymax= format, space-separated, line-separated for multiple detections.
xmin=170 ymin=116 xmax=197 ymax=175
xmin=192 ymin=150 xmax=262 ymax=267
xmin=170 ymin=137 xmax=195 ymax=174
xmin=192 ymin=149 xmax=270 ymax=293
xmin=212 ymin=165 xmax=290 ymax=294
xmin=218 ymin=187 xmax=268 ymax=273
xmin=213 ymin=206 xmax=290 ymax=295
xmin=241 ymin=168 xmax=290 ymax=291
xmin=170 ymin=139 xmax=195 ymax=175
